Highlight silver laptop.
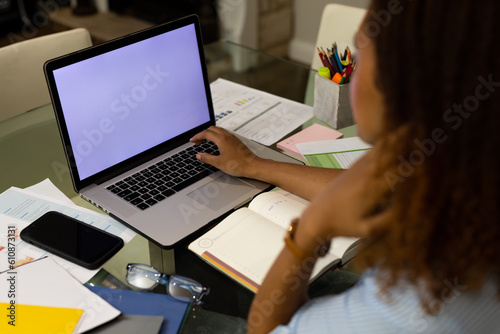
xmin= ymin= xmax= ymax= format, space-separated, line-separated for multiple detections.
xmin=44 ymin=15 xmax=302 ymax=248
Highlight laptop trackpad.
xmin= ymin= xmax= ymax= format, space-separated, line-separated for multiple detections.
xmin=187 ymin=174 xmax=254 ymax=210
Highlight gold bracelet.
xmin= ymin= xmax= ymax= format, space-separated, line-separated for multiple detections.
xmin=284 ymin=218 xmax=331 ymax=260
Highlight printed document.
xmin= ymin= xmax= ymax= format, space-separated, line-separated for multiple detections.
xmin=211 ymin=78 xmax=313 ymax=146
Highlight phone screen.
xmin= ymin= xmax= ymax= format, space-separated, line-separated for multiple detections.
xmin=20 ymin=211 xmax=124 ymax=269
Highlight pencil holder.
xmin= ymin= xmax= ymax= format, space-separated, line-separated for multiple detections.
xmin=313 ymin=73 xmax=354 ymax=129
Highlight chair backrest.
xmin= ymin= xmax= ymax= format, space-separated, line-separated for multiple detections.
xmin=311 ymin=4 xmax=367 ymax=71
xmin=0 ymin=28 xmax=92 ymax=122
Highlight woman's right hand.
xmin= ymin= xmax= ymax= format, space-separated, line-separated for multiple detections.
xmin=190 ymin=126 xmax=262 ymax=178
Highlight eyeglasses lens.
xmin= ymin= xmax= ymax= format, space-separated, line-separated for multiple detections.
xmin=168 ymin=275 xmax=206 ymax=303
xmin=127 ymin=265 xmax=160 ymax=289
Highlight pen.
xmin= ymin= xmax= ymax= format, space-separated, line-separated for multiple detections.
xmin=345 ymin=64 xmax=354 ymax=83
xmin=333 ymin=51 xmax=343 ymax=72
xmin=321 ymin=47 xmax=336 ymax=77
xmin=332 ymin=42 xmax=343 ymax=72
xmin=317 ymin=47 xmax=328 ymax=67
xmin=339 ymin=72 xmax=346 ymax=85
xmin=327 ymin=48 xmax=340 ymax=74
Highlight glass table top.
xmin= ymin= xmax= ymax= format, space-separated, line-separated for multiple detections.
xmin=0 ymin=39 xmax=359 ymax=333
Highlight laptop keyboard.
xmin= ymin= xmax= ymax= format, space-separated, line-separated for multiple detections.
xmin=106 ymin=141 xmax=219 ymax=210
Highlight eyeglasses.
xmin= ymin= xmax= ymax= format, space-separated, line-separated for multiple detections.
xmin=126 ymin=263 xmax=209 ymax=305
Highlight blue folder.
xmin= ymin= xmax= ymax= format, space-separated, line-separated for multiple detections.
xmin=87 ymin=285 xmax=190 ymax=334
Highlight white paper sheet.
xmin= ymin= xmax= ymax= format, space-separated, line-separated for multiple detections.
xmin=23 ymin=178 xmax=75 ymax=206
xmin=211 ymin=78 xmax=313 ymax=146
xmin=0 ymin=179 xmax=136 ymax=283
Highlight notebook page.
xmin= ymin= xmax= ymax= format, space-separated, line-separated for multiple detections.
xmin=249 ymin=190 xmax=359 ymax=260
xmin=248 ymin=191 xmax=308 ymax=229
xmin=190 ymin=208 xmax=285 ymax=290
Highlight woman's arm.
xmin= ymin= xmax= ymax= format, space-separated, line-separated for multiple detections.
xmin=247 ymin=149 xmax=390 ymax=333
xmin=190 ymin=126 xmax=345 ymax=201
xmin=246 ymin=234 xmax=318 ymax=334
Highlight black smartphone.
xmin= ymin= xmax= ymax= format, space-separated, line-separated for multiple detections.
xmin=20 ymin=211 xmax=124 ymax=269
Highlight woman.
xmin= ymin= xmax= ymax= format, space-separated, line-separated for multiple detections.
xmin=191 ymin=0 xmax=500 ymax=332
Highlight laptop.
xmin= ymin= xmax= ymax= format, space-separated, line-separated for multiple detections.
xmin=44 ymin=15 xmax=302 ymax=248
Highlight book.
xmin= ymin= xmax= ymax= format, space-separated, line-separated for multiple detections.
xmin=277 ymin=123 xmax=343 ymax=159
xmin=86 ymin=286 xmax=190 ymax=334
xmin=188 ymin=189 xmax=360 ymax=292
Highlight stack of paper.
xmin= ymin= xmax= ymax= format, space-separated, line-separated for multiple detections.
xmin=0 ymin=179 xmax=136 ymax=283
xmin=0 ymin=179 xmax=193 ymax=333
xmin=277 ymin=123 xmax=343 ymax=158
xmin=297 ymin=137 xmax=371 ymax=168
xmin=0 ymin=257 xmax=120 ymax=333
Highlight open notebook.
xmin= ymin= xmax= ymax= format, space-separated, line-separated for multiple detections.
xmin=189 ymin=189 xmax=360 ymax=292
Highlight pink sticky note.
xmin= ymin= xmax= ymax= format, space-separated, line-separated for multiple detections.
xmin=277 ymin=123 xmax=343 ymax=158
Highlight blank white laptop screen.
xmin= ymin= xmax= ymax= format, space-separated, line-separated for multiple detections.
xmin=52 ymin=23 xmax=210 ymax=180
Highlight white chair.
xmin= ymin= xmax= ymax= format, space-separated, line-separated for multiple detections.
xmin=305 ymin=4 xmax=366 ymax=107
xmin=0 ymin=28 xmax=92 ymax=122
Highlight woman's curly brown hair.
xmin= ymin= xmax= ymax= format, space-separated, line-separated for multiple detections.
xmin=355 ymin=0 xmax=500 ymax=312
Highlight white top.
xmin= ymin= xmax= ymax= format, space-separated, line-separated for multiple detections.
xmin=271 ymin=269 xmax=500 ymax=333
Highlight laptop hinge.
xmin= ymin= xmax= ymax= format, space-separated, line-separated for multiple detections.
xmin=94 ymin=169 xmax=125 ymax=185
